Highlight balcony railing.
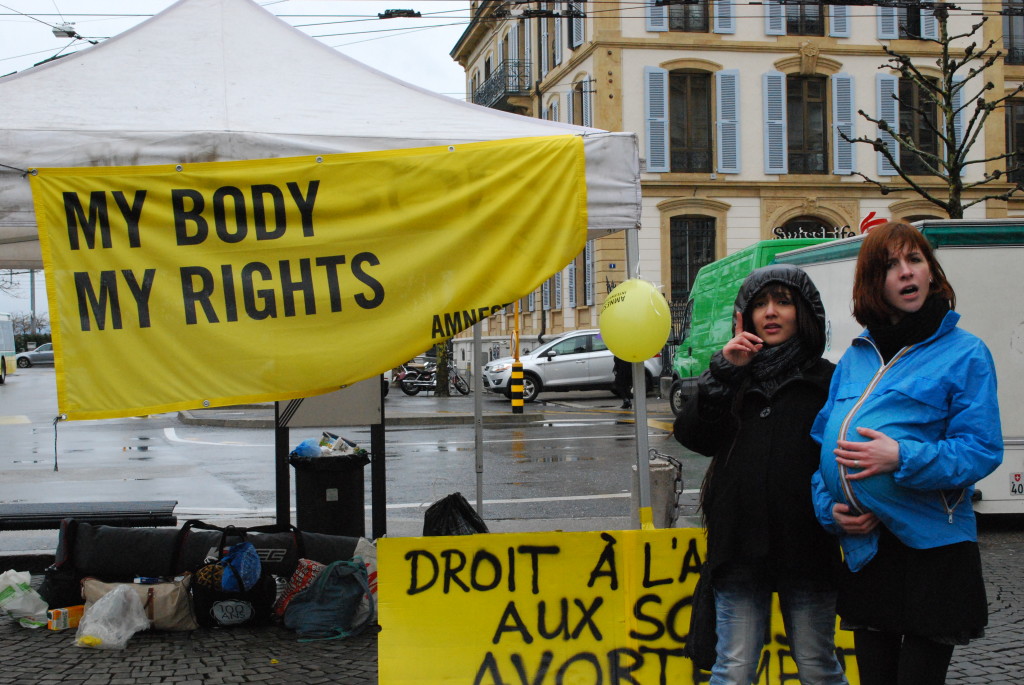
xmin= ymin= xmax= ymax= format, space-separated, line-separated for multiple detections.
xmin=1008 ymin=45 xmax=1024 ymax=65
xmin=473 ymin=59 xmax=532 ymax=109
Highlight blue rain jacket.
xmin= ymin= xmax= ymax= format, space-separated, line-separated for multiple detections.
xmin=811 ymin=310 xmax=1002 ymax=571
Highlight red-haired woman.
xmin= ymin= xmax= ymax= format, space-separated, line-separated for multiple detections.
xmin=811 ymin=221 xmax=1003 ymax=684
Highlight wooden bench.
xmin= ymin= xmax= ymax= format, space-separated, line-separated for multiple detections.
xmin=0 ymin=500 xmax=178 ymax=531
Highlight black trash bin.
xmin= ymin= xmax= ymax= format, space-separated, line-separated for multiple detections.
xmin=289 ymin=453 xmax=370 ymax=537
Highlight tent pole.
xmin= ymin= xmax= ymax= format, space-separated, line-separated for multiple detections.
xmin=625 ymin=227 xmax=653 ymax=528
xmin=473 ymin=323 xmax=485 ymax=517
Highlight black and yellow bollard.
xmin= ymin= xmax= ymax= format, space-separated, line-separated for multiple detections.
xmin=510 ymin=361 xmax=524 ymax=414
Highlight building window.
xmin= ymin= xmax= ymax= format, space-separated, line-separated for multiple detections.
xmin=572 ymin=83 xmax=584 ymax=126
xmin=670 ymin=71 xmax=713 ymax=173
xmin=899 ymin=79 xmax=938 ymax=175
xmin=669 ymin=0 xmax=709 ymax=32
xmin=898 ymin=6 xmax=924 ymax=38
xmin=670 ymin=216 xmax=716 ymax=302
xmin=1005 ymin=0 xmax=1024 ymax=64
xmin=1007 ymin=99 xmax=1024 ymax=184
xmin=786 ymin=0 xmax=823 ymax=35
xmin=787 ymin=76 xmax=828 ymax=174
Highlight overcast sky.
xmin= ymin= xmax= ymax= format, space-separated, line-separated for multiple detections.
xmin=0 ymin=0 xmax=471 ymax=320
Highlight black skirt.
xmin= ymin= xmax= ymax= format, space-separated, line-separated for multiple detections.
xmin=836 ymin=525 xmax=987 ymax=641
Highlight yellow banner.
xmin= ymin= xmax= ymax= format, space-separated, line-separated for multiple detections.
xmin=29 ymin=136 xmax=587 ymax=420
xmin=378 ymin=529 xmax=859 ymax=684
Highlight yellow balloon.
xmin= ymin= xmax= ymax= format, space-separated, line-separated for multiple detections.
xmin=599 ymin=279 xmax=671 ymax=362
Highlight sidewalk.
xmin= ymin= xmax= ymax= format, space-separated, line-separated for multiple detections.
xmin=0 ymin=392 xmax=669 ymax=685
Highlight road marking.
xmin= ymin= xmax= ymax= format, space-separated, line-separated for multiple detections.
xmin=0 ymin=415 xmax=30 ymax=424
xmin=164 ymin=426 xmax=674 ymax=447
xmin=164 ymin=427 xmax=272 ymax=447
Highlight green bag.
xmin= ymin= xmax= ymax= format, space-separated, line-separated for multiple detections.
xmin=283 ymin=557 xmax=374 ymax=641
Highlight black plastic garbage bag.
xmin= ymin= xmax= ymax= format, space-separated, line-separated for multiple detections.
xmin=422 ymin=492 xmax=489 ymax=536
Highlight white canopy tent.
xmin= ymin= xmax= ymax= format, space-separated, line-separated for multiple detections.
xmin=0 ymin=0 xmax=639 ymax=268
xmin=0 ymin=0 xmax=655 ymax=532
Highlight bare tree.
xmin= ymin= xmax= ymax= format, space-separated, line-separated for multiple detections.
xmin=11 ymin=311 xmax=48 ymax=337
xmin=846 ymin=4 xmax=1024 ymax=218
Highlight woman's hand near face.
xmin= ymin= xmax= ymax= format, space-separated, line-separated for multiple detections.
xmin=832 ymin=502 xmax=880 ymax=535
xmin=834 ymin=427 xmax=901 ymax=480
xmin=722 ymin=312 xmax=763 ymax=366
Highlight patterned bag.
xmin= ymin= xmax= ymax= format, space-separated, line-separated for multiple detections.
xmin=273 ymin=559 xmax=327 ymax=618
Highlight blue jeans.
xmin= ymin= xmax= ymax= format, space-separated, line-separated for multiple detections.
xmin=710 ymin=566 xmax=848 ymax=685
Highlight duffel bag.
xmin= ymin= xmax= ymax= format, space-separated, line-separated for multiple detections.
xmin=82 ymin=576 xmax=198 ymax=631
xmin=188 ymin=531 xmax=275 ymax=628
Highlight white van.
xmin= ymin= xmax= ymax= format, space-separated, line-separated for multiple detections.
xmin=776 ymin=219 xmax=1024 ymax=514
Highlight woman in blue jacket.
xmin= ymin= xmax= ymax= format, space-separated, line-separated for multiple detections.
xmin=811 ymin=222 xmax=1002 ymax=684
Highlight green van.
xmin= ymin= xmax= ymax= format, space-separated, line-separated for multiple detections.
xmin=664 ymin=238 xmax=828 ymax=415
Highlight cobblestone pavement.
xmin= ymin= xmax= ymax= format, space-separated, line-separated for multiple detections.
xmin=2 ymin=521 xmax=1021 ymax=684
xmin=946 ymin=518 xmax=1024 ymax=684
xmin=0 ymin=619 xmax=379 ymax=685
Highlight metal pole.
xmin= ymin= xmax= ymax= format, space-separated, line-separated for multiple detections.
xmin=273 ymin=405 xmax=290 ymax=527
xmin=510 ymin=301 xmax=523 ymax=413
xmin=625 ymin=227 xmax=654 ymax=528
xmin=371 ymin=377 xmax=387 ymax=539
xmin=29 ymin=270 xmax=36 ymax=334
xmin=473 ymin=323 xmax=484 ymax=517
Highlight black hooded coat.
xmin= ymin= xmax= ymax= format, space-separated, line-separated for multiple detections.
xmin=673 ymin=264 xmax=841 ymax=587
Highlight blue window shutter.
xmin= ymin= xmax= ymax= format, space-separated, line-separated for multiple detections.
xmin=714 ymin=0 xmax=735 ymax=33
xmin=554 ymin=15 xmax=563 ymax=66
xmin=877 ymin=73 xmax=899 ymax=176
xmin=921 ymin=8 xmax=938 ymax=39
xmin=832 ymin=73 xmax=855 ymax=175
xmin=763 ymin=71 xmax=787 ymax=174
xmin=567 ymin=260 xmax=577 ymax=308
xmin=647 ymin=0 xmax=668 ymax=32
xmin=571 ymin=1 xmax=584 ymax=48
xmin=644 ymin=66 xmax=670 ymax=172
xmin=829 ymin=5 xmax=850 ymax=37
xmin=951 ymin=75 xmax=965 ymax=151
xmin=717 ymin=69 xmax=741 ymax=174
xmin=510 ymin=23 xmax=519 ymax=59
xmin=524 ymin=19 xmax=531 ymax=64
xmin=555 ymin=272 xmax=562 ymax=309
xmin=765 ymin=0 xmax=785 ymax=35
xmin=585 ymin=240 xmax=595 ymax=306
xmin=540 ymin=9 xmax=549 ymax=75
xmin=567 ymin=88 xmax=575 ymax=125
xmin=878 ymin=6 xmax=898 ymax=40
xmin=582 ymin=79 xmax=593 ymax=127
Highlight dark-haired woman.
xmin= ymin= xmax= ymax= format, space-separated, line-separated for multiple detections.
xmin=675 ymin=264 xmax=847 ymax=685
xmin=811 ymin=221 xmax=1002 ymax=685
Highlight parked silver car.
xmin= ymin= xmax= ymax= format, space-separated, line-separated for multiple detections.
xmin=481 ymin=329 xmax=663 ymax=402
xmin=15 ymin=342 xmax=54 ymax=368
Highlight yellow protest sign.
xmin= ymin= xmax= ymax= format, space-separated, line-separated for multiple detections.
xmin=378 ymin=529 xmax=859 ymax=684
xmin=28 ymin=136 xmax=587 ymax=420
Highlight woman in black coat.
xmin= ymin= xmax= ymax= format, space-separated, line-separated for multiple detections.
xmin=674 ymin=264 xmax=847 ymax=685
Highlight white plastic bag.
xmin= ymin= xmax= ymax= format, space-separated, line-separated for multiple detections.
xmin=0 ymin=569 xmax=48 ymax=629
xmin=75 ymin=584 xmax=151 ymax=649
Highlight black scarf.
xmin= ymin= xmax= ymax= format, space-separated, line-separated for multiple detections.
xmin=868 ymin=294 xmax=950 ymax=363
xmin=748 ymin=337 xmax=810 ymax=398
